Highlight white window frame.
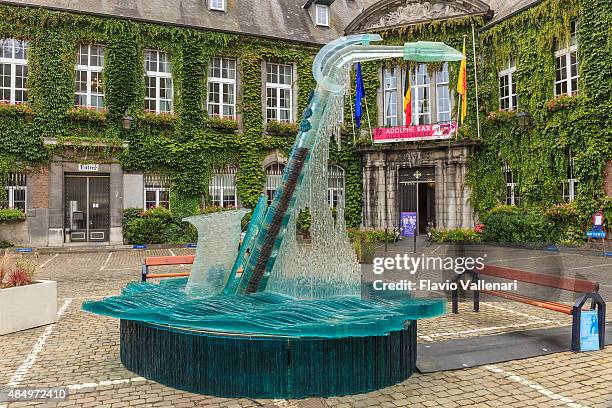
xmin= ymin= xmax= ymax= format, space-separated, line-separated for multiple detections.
xmin=0 ymin=38 xmax=28 ymax=104
xmin=411 ymin=64 xmax=431 ymax=125
xmin=554 ymin=22 xmax=579 ymax=96
xmin=435 ymin=62 xmax=451 ymax=123
xmin=265 ymin=62 xmax=294 ymax=123
xmin=144 ymin=174 xmax=170 ymax=209
xmin=328 ymin=164 xmax=345 ymax=208
xmin=144 ymin=50 xmax=173 ymax=114
xmin=499 ymin=62 xmax=517 ymax=111
xmin=383 ymin=67 xmax=399 ymax=127
xmin=563 ymin=154 xmax=578 ymax=202
xmin=265 ymin=163 xmax=285 ymax=204
xmin=209 ymin=0 xmax=226 ymax=11
xmin=209 ymin=166 xmax=238 ymax=208
xmin=503 ymin=164 xmax=519 ymax=206
xmin=1 ymin=173 xmax=26 ymax=211
xmin=207 ymin=57 xmax=236 ymax=119
xmin=74 ymin=44 xmax=105 ymax=111
xmin=315 ymin=4 xmax=330 ymax=27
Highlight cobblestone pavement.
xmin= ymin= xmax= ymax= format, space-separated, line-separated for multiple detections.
xmin=1 ymin=244 xmax=610 ymax=407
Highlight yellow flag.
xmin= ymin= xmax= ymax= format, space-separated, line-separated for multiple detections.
xmin=457 ymin=40 xmax=467 ymax=124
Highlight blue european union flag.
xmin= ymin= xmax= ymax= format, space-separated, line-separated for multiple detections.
xmin=354 ymin=62 xmax=366 ymax=129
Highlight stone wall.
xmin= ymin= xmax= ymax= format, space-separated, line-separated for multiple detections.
xmin=360 ymin=141 xmax=479 ymax=231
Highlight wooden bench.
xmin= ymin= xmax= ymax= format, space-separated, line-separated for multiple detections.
xmin=452 ymin=264 xmax=606 ymax=351
xmin=141 ymin=255 xmax=194 ymax=282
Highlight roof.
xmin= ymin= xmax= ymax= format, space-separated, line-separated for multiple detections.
xmin=485 ymin=0 xmax=541 ymax=27
xmin=0 ymin=0 xmax=378 ymax=45
xmin=0 ymin=0 xmax=544 ymax=43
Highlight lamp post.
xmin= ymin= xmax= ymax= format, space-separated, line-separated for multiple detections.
xmin=414 ymin=170 xmax=422 ymax=253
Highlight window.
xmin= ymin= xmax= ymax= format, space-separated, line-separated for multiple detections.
xmin=315 ymin=4 xmax=330 ymax=27
xmin=412 ymin=64 xmax=431 ymax=125
xmin=265 ymin=163 xmax=285 ymax=204
xmin=144 ymin=174 xmax=170 ymax=209
xmin=554 ymin=21 xmax=579 ymax=96
xmin=1 ymin=173 xmax=26 ymax=211
xmin=503 ymin=164 xmax=520 ymax=206
xmin=210 ymin=0 xmax=225 ymax=11
xmin=435 ymin=63 xmax=451 ymax=123
xmin=382 ymin=64 xmax=449 ymax=127
xmin=383 ymin=67 xmax=399 ymax=127
xmin=266 ymin=62 xmax=293 ymax=123
xmin=562 ymin=152 xmax=578 ymax=202
xmin=209 ymin=166 xmax=238 ymax=208
xmin=0 ymin=38 xmax=28 ymax=104
xmin=207 ymin=57 xmax=236 ymax=118
xmin=328 ymin=165 xmax=345 ymax=208
xmin=74 ymin=44 xmax=105 ymax=110
xmin=144 ymin=50 xmax=173 ymax=114
xmin=499 ymin=60 xmax=517 ymax=111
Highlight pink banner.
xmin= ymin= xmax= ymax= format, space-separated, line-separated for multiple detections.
xmin=373 ymin=122 xmax=457 ymax=144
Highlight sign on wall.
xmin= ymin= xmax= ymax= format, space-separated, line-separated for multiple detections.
xmin=78 ymin=163 xmax=99 ymax=172
xmin=373 ymin=122 xmax=457 ymax=144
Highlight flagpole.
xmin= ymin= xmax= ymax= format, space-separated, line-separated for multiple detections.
xmin=349 ymin=76 xmax=356 ymax=144
xmin=471 ymin=24 xmax=481 ymax=140
xmin=364 ymin=97 xmax=373 ymax=141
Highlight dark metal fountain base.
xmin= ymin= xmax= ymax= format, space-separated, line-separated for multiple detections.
xmin=120 ymin=319 xmax=418 ymax=398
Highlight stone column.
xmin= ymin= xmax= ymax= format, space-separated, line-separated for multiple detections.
xmin=376 ymin=160 xmax=386 ymax=228
xmin=47 ymin=162 xmax=64 ymax=246
xmin=26 ymin=166 xmax=50 ymax=246
xmin=435 ymin=160 xmax=445 ymax=229
xmin=110 ymin=163 xmax=124 ymax=244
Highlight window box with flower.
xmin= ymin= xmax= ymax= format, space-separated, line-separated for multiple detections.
xmin=0 ymin=101 xmax=33 ymax=121
xmin=68 ymin=106 xmax=107 ymax=124
xmin=266 ymin=120 xmax=298 ymax=136
xmin=138 ymin=111 xmax=176 ymax=128
xmin=205 ymin=114 xmax=238 ymax=133
xmin=486 ymin=109 xmax=517 ymax=124
xmin=545 ymin=94 xmax=579 ymax=113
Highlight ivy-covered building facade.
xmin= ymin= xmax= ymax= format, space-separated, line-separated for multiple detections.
xmin=0 ymin=0 xmax=610 ymax=245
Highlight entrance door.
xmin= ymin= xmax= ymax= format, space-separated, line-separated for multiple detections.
xmin=65 ymin=174 xmax=110 ymax=242
xmin=398 ymin=167 xmax=436 ymax=235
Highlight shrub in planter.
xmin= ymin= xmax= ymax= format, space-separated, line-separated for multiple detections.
xmin=0 ymin=240 xmax=13 ymax=249
xmin=296 ymin=208 xmax=312 ymax=239
xmin=481 ymin=208 xmax=552 ymax=244
xmin=0 ymin=254 xmax=57 ymax=335
xmin=347 ymin=228 xmax=398 ymax=244
xmin=0 ymin=255 xmax=36 ymax=289
xmin=122 ymin=206 xmax=198 ymax=245
xmin=0 ymin=208 xmax=25 ymax=222
xmin=430 ymin=228 xmax=482 ymax=244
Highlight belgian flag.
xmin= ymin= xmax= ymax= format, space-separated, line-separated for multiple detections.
xmin=457 ymin=39 xmax=468 ymax=124
xmin=403 ymin=63 xmax=412 ymax=126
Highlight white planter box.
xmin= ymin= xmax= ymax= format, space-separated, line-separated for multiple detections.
xmin=0 ymin=280 xmax=57 ymax=335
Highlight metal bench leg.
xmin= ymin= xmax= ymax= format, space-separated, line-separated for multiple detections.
xmin=473 ymin=272 xmax=480 ymax=312
xmin=141 ymin=265 xmax=148 ymax=282
xmin=571 ymin=305 xmax=581 ymax=352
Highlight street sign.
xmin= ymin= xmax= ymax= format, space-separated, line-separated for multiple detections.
xmin=592 ymin=211 xmax=604 ymax=231
xmin=15 ymin=248 xmax=33 ymax=253
xmin=78 ymin=163 xmax=99 ymax=172
xmin=586 ymin=230 xmax=606 ymax=239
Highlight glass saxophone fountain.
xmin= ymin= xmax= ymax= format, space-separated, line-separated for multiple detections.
xmin=83 ymin=34 xmax=464 ymax=398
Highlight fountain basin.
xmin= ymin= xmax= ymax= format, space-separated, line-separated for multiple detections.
xmin=120 ymin=319 xmax=417 ymax=398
